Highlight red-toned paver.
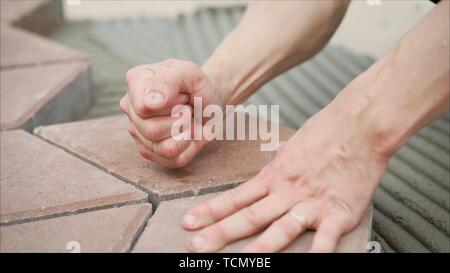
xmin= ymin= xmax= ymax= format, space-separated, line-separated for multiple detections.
xmin=1 ymin=61 xmax=92 ymax=131
xmin=35 ymin=115 xmax=295 ymax=200
xmin=0 ymin=24 xmax=92 ymax=131
xmin=133 ymin=194 xmax=372 ymax=253
xmin=0 ymin=130 xmax=148 ymax=224
xmin=0 ymin=0 xmax=63 ymax=36
xmin=0 ymin=204 xmax=152 ymax=253
xmin=0 ymin=24 xmax=85 ymax=69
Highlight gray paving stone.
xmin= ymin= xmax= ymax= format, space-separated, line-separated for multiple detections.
xmin=0 ymin=130 xmax=148 ymax=224
xmin=0 ymin=204 xmax=151 ymax=253
xmin=35 ymin=115 xmax=295 ymax=201
xmin=133 ymin=194 xmax=372 ymax=253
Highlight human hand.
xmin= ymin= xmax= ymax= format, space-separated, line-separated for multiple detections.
xmin=120 ymin=59 xmax=225 ymax=168
xmin=181 ymin=99 xmax=389 ymax=252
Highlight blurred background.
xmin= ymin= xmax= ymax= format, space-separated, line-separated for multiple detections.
xmin=54 ymin=0 xmax=435 ymax=119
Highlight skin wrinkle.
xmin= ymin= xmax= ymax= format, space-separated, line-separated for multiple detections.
xmin=122 ymin=1 xmax=449 ymax=252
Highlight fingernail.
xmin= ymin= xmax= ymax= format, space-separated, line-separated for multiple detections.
xmin=189 ymin=235 xmax=205 ymax=252
xmin=183 ymin=213 xmax=196 ymax=228
xmin=145 ymin=92 xmax=164 ymax=105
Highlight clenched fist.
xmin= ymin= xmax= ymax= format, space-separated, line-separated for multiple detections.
xmin=120 ymin=59 xmax=225 ymax=168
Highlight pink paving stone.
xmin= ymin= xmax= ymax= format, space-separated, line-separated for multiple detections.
xmin=0 ymin=61 xmax=92 ymax=131
xmin=0 ymin=204 xmax=152 ymax=253
xmin=0 ymin=0 xmax=63 ymax=36
xmin=0 ymin=130 xmax=147 ymax=224
xmin=133 ymin=194 xmax=372 ymax=253
xmin=35 ymin=115 xmax=295 ymax=200
xmin=0 ymin=24 xmax=85 ymax=69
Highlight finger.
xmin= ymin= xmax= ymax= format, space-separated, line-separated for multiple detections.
xmin=152 ymin=136 xmax=191 ymax=158
xmin=120 ymin=93 xmax=189 ymax=118
xmin=119 ymin=94 xmax=130 ymax=114
xmin=130 ymin=124 xmax=183 ymax=167
xmin=138 ymin=60 xmax=198 ymax=111
xmin=182 ymin=170 xmax=270 ymax=231
xmin=126 ymin=65 xmax=163 ymax=117
xmin=128 ymin=99 xmax=186 ymax=142
xmin=126 ymin=65 xmax=189 ymax=117
xmin=309 ymin=214 xmax=349 ymax=253
xmin=188 ymin=191 xmax=290 ymax=253
xmin=173 ymin=138 xmax=210 ymax=168
xmin=242 ymin=202 xmax=318 ymax=253
xmin=151 ymin=139 xmax=207 ymax=169
xmin=127 ymin=122 xmax=155 ymax=152
xmin=276 ymin=141 xmax=286 ymax=153
xmin=129 ymin=122 xmax=208 ymax=169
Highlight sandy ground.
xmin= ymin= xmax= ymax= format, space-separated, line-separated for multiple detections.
xmin=63 ymin=0 xmax=435 ymax=59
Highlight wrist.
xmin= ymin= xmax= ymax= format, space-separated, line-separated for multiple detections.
xmin=328 ymin=60 xmax=413 ymax=159
xmin=202 ymin=48 xmax=235 ymax=106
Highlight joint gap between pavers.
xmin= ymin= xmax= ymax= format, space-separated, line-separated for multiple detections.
xmin=0 ymin=196 xmax=148 ymax=227
xmin=127 ymin=182 xmax=248 ymax=252
xmin=197 ymin=181 xmax=245 ymax=196
xmin=31 ymin=132 xmax=175 ymax=220
xmin=33 ymin=132 xmax=153 ymax=197
xmin=33 ymin=134 xmax=253 ymax=229
xmin=126 ymin=206 xmax=154 ymax=253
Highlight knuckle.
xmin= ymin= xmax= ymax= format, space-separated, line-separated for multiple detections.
xmin=138 ymin=147 xmax=151 ymax=159
xmin=134 ymin=103 xmax=149 ymax=118
xmin=143 ymin=125 xmax=157 ymax=141
xmin=174 ymin=154 xmax=189 ymax=168
xmin=119 ymin=96 xmax=128 ymax=113
xmin=201 ymin=201 xmax=217 ymax=221
xmin=290 ymin=175 xmax=326 ymax=198
xmin=277 ymin=219 xmax=299 ymax=241
xmin=162 ymin=58 xmax=177 ymax=66
xmin=125 ymin=68 xmax=137 ymax=83
xmin=182 ymin=60 xmax=198 ymax=69
xmin=127 ymin=125 xmax=137 ymax=138
xmin=156 ymin=72 xmax=173 ymax=83
xmin=159 ymin=141 xmax=180 ymax=158
xmin=224 ymin=188 xmax=242 ymax=212
xmin=328 ymin=196 xmax=354 ymax=221
xmin=241 ymin=207 xmax=261 ymax=229
xmin=208 ymin=224 xmax=229 ymax=242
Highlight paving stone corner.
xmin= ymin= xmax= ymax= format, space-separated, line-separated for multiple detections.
xmin=0 ymin=23 xmax=93 ymax=131
xmin=1 ymin=60 xmax=93 ymax=131
xmin=1 ymin=23 xmax=87 ymax=69
xmin=0 ymin=0 xmax=64 ymax=36
xmin=0 ymin=130 xmax=148 ymax=225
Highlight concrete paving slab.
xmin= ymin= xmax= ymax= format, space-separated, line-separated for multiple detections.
xmin=0 ymin=24 xmax=85 ymax=69
xmin=0 ymin=0 xmax=63 ymax=36
xmin=35 ymin=115 xmax=295 ymax=201
xmin=0 ymin=204 xmax=151 ymax=253
xmin=1 ymin=61 xmax=92 ymax=131
xmin=0 ymin=130 xmax=148 ymax=225
xmin=133 ymin=194 xmax=372 ymax=253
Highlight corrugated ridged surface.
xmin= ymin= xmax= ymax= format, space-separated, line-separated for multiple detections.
xmin=50 ymin=6 xmax=450 ymax=252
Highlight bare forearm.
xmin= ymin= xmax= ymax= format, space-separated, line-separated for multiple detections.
xmin=203 ymin=0 xmax=349 ymax=105
xmin=330 ymin=0 xmax=449 ymax=158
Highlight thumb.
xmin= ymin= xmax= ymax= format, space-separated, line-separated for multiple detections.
xmin=142 ymin=81 xmax=180 ymax=112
